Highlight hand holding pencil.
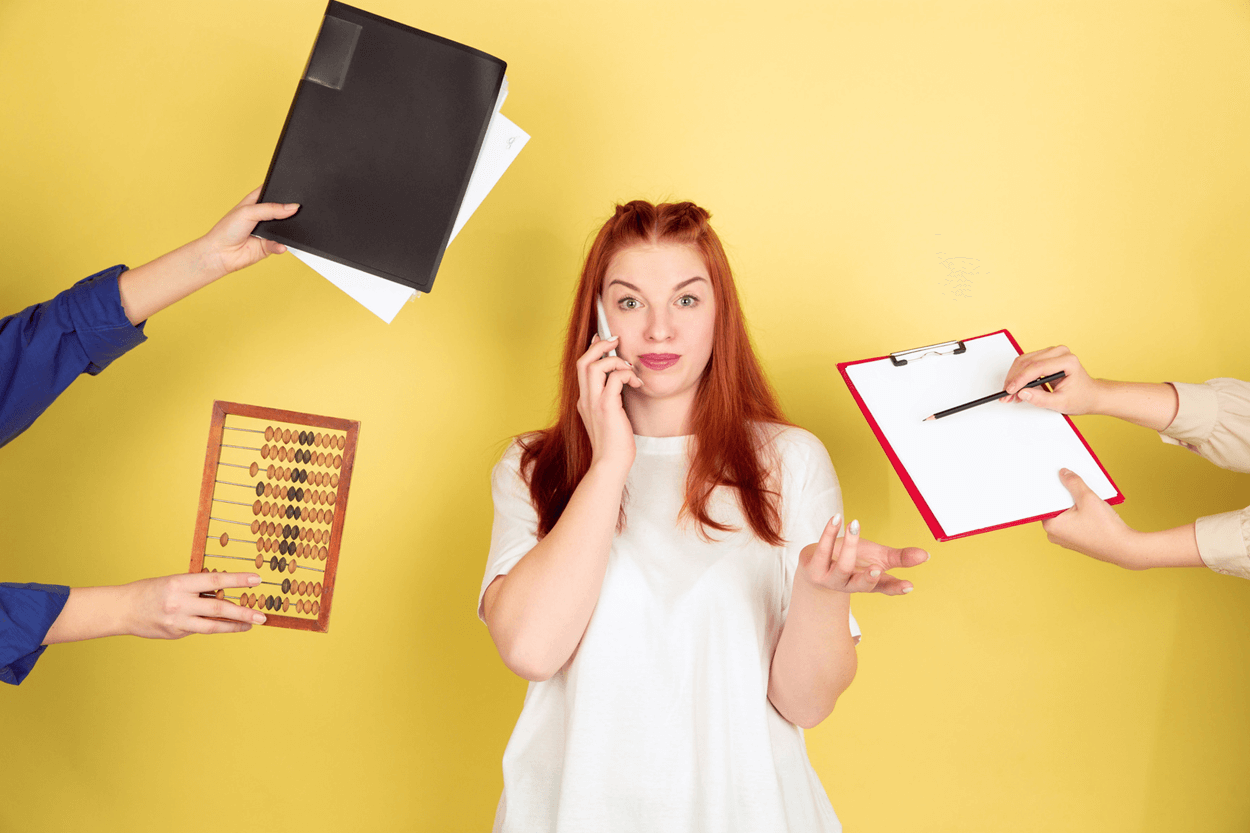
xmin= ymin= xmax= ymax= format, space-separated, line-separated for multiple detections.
xmin=1000 ymin=345 xmax=1105 ymax=415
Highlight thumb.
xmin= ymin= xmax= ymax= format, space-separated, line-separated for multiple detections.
xmin=238 ymin=202 xmax=300 ymax=224
xmin=1016 ymin=385 xmax=1064 ymax=411
xmin=1056 ymin=468 xmax=1095 ymax=506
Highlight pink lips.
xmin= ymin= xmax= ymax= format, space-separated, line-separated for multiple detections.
xmin=638 ymin=353 xmax=680 ymax=371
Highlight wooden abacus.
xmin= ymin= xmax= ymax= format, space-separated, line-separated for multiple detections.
xmin=189 ymin=401 xmax=360 ymax=632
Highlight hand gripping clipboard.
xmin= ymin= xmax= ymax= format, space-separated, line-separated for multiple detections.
xmin=837 ymin=329 xmax=1124 ymax=542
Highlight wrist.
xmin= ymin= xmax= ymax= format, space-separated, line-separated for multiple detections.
xmin=189 ymin=235 xmax=229 ymax=284
xmin=1088 ymin=378 xmax=1118 ymax=417
xmin=587 ymin=453 xmax=633 ymax=484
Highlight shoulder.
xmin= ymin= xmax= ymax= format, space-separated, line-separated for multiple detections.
xmin=759 ymin=423 xmax=833 ymax=468
xmin=491 ymin=435 xmax=533 ymax=488
xmin=758 ymin=423 xmax=839 ymax=497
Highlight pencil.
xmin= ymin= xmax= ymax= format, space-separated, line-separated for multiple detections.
xmin=923 ymin=371 xmax=1067 ymax=421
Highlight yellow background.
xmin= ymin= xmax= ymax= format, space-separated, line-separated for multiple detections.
xmin=2 ymin=1 xmax=1248 ymax=830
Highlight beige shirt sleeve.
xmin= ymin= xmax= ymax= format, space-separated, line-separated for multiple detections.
xmin=1159 ymin=379 xmax=1250 ymax=578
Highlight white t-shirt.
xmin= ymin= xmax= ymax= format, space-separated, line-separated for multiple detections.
xmin=479 ymin=425 xmax=860 ymax=832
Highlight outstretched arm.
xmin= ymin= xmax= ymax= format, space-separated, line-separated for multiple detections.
xmin=769 ymin=516 xmax=928 ymax=729
xmin=43 ymin=571 xmax=266 ymax=643
xmin=117 ymin=188 xmax=298 ymax=325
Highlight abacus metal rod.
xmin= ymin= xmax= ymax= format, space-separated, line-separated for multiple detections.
xmin=223 ymin=426 xmax=265 ymax=434
xmin=209 ymin=516 xmax=252 ymax=527
xmin=213 ymin=498 xmax=253 ymax=508
xmin=220 ymin=443 xmax=261 ymax=452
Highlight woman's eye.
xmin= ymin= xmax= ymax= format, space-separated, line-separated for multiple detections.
xmin=620 ymin=298 xmax=640 ymax=310
xmin=677 ymin=295 xmax=698 ymax=307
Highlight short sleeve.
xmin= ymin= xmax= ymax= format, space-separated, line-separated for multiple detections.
xmin=0 ymin=582 xmax=71 ymax=685
xmin=776 ymin=428 xmax=860 ymax=642
xmin=478 ymin=442 xmax=541 ymax=622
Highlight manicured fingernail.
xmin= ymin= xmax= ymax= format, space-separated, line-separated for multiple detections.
xmin=287 ymin=203 xmax=300 ymax=210
xmin=829 ymin=513 xmax=842 ymax=528
xmin=248 ymin=575 xmax=261 ymax=585
xmin=903 ymin=586 xmax=914 ymax=593
xmin=252 ymin=613 xmax=266 ymax=624
xmin=870 ymin=569 xmax=881 ymax=578
xmin=848 ymin=519 xmax=860 ymax=536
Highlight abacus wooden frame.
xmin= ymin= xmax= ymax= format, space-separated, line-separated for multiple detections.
xmin=189 ymin=400 xmax=360 ymax=633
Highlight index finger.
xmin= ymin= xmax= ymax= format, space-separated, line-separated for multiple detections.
xmin=1005 ymin=355 xmax=1075 ymax=396
xmin=1003 ymin=346 xmax=1067 ymax=391
xmin=186 ymin=571 xmax=263 ymax=592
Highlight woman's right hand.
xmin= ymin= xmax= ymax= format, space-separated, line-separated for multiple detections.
xmin=576 ymin=334 xmax=642 ymax=470
xmin=1001 ymin=345 xmax=1102 ymax=415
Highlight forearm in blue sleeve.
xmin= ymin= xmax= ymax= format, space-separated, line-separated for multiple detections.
xmin=0 ymin=583 xmax=71 ymax=685
xmin=0 ymin=265 xmax=147 ymax=448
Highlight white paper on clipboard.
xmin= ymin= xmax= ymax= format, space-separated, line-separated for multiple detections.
xmin=843 ymin=331 xmax=1119 ymax=538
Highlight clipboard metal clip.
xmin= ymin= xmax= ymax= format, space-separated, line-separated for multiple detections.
xmin=889 ymin=339 xmax=967 ymax=367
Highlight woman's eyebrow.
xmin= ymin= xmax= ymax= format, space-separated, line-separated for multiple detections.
xmin=605 ymin=276 xmax=708 ymax=293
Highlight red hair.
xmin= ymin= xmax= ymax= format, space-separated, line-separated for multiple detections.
xmin=519 ymin=200 xmax=789 ymax=545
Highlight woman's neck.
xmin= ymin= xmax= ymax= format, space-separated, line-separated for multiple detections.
xmin=622 ymin=387 xmax=697 ymax=438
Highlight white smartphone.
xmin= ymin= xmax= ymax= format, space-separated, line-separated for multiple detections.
xmin=596 ymin=296 xmax=618 ymax=357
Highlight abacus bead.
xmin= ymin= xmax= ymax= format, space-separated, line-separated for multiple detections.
xmin=283 ymin=429 xmax=292 ymax=443
xmin=270 ymin=556 xmax=279 ymax=571
xmin=219 ymin=532 xmax=229 ymax=547
xmin=282 ymin=579 xmax=291 ymax=594
xmin=261 ymin=444 xmax=270 ymax=459
xmin=265 ymin=427 xmax=274 ymax=442
xmin=216 ymin=589 xmax=225 ymax=601
xmin=278 ymin=557 xmax=288 ymax=572
xmin=313 ymin=433 xmax=322 ymax=446
xmin=277 ymin=540 xmax=287 ymax=556
xmin=334 ymin=455 xmax=342 ymax=469
xmin=250 ymin=520 xmax=260 ymax=535
xmin=255 ymin=482 xmax=264 ymax=497
xmin=283 ymin=524 xmax=291 ymax=539
xmin=326 ymin=509 xmax=335 ymax=525
xmin=288 ymin=558 xmax=297 ymax=574
xmin=328 ymin=491 xmax=337 ymax=504
xmin=282 ymin=598 xmax=290 ymax=613
xmin=319 ymin=546 xmax=328 ymax=560
xmin=252 ymin=500 xmax=262 ymax=516
xmin=267 ymin=465 xmax=276 ymax=479
xmin=250 ymin=462 xmax=259 ymax=478
xmin=330 ymin=474 xmax=339 ymax=488
xmin=255 ymin=554 xmax=264 ymax=569
xmin=256 ymin=539 xmax=264 ymax=552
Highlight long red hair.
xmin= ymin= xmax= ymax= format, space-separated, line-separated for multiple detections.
xmin=519 ymin=200 xmax=789 ymax=545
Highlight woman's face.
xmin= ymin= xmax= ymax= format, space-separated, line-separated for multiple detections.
xmin=601 ymin=242 xmax=716 ymax=406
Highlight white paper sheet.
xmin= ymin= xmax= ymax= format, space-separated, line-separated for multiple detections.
xmin=845 ymin=332 xmax=1118 ymax=537
xmin=287 ymin=76 xmax=529 ymax=323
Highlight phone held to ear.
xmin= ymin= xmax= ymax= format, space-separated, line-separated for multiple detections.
xmin=596 ymin=297 xmax=618 ymax=358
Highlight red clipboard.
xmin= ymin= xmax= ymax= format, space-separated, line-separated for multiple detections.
xmin=837 ymin=329 xmax=1124 ymax=542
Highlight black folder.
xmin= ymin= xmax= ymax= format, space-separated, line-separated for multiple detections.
xmin=255 ymin=2 xmax=506 ymax=294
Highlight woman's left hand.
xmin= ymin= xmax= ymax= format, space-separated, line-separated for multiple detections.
xmin=799 ymin=515 xmax=929 ymax=595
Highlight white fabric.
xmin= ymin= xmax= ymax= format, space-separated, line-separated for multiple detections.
xmin=479 ymin=425 xmax=859 ymax=833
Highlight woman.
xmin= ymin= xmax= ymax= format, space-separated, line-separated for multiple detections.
xmin=479 ymin=201 xmax=927 ymax=831
xmin=1002 ymin=345 xmax=1250 ymax=578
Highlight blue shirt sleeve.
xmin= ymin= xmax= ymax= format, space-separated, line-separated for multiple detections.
xmin=0 ymin=583 xmax=70 ymax=685
xmin=0 ymin=265 xmax=147 ymax=448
